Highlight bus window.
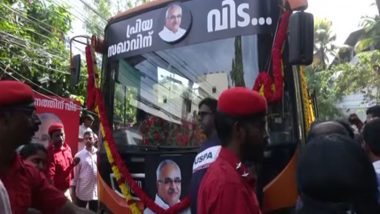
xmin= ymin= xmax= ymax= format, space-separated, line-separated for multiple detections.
xmin=111 ymin=35 xmax=263 ymax=148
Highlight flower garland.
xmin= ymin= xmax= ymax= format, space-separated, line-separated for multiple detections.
xmin=85 ymin=45 xmax=191 ymax=214
xmin=253 ymin=71 xmax=273 ymax=98
xmin=85 ymin=46 xmax=140 ymax=213
xmin=253 ymin=11 xmax=291 ymax=103
xmin=98 ymin=107 xmax=141 ymax=214
xmin=299 ymin=66 xmax=315 ymax=132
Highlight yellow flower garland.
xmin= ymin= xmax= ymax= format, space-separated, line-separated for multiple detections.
xmin=299 ymin=66 xmax=315 ymax=132
xmin=96 ymin=106 xmax=141 ymax=214
xmin=90 ymin=47 xmax=142 ymax=213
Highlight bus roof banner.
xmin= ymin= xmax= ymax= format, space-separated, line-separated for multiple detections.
xmin=32 ymin=93 xmax=81 ymax=154
xmin=106 ymin=0 xmax=280 ymax=60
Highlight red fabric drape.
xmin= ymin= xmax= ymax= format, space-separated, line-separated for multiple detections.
xmin=85 ymin=45 xmax=96 ymax=110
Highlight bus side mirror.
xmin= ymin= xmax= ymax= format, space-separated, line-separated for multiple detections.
xmin=70 ymin=54 xmax=81 ymax=86
xmin=288 ymin=11 xmax=314 ymax=65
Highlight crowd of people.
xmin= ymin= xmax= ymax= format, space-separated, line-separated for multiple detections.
xmin=0 ymin=81 xmax=97 ymax=213
xmin=2 ymin=80 xmax=380 ymax=214
xmin=189 ymin=88 xmax=380 ymax=213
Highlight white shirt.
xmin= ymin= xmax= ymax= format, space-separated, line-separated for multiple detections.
xmin=144 ymin=194 xmax=191 ymax=214
xmin=79 ymin=124 xmax=93 ymax=139
xmin=0 ymin=180 xmax=11 ymax=214
xmin=73 ymin=147 xmax=98 ymax=201
xmin=373 ymin=160 xmax=380 ymax=203
xmin=78 ymin=124 xmax=98 ymax=151
xmin=158 ymin=26 xmax=186 ymax=42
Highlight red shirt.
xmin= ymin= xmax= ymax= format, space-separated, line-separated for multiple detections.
xmin=197 ymin=148 xmax=262 ymax=214
xmin=0 ymin=154 xmax=67 ymax=214
xmin=47 ymin=143 xmax=74 ymax=191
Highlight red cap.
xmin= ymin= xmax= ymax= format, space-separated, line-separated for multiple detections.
xmin=0 ymin=80 xmax=34 ymax=107
xmin=48 ymin=123 xmax=64 ymax=135
xmin=218 ymin=87 xmax=267 ymax=116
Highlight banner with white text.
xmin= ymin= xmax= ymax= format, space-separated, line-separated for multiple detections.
xmin=32 ymin=93 xmax=81 ymax=154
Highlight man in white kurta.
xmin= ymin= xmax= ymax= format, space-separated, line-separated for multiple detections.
xmin=72 ymin=130 xmax=98 ymax=212
xmin=78 ymin=114 xmax=95 ymax=151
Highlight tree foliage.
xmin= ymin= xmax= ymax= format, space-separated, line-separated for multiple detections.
xmin=332 ymin=50 xmax=380 ymax=103
xmin=83 ymin=0 xmax=110 ymax=36
xmin=231 ymin=36 xmax=245 ymax=86
xmin=84 ymin=0 xmax=152 ymax=36
xmin=356 ymin=15 xmax=380 ymax=52
xmin=306 ymin=18 xmax=342 ymax=120
xmin=305 ymin=67 xmax=344 ymax=120
xmin=0 ymin=0 xmax=86 ymax=98
xmin=82 ymin=0 xmax=152 ymax=124
xmin=313 ymin=18 xmax=336 ymax=70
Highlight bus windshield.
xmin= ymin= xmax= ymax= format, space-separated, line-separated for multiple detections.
xmin=108 ymin=34 xmax=297 ymax=149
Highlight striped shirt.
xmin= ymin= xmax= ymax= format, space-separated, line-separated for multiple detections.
xmin=72 ymin=147 xmax=98 ymax=201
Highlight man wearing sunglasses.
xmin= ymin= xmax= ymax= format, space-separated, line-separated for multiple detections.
xmin=144 ymin=159 xmax=190 ymax=214
xmin=190 ymin=97 xmax=220 ymax=213
xmin=0 ymin=80 xmax=93 ymax=214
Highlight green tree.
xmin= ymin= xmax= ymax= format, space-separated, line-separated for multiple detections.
xmin=230 ymin=36 xmax=245 ymax=86
xmin=0 ymin=0 xmax=86 ymax=97
xmin=83 ymin=0 xmax=153 ymax=36
xmin=313 ymin=18 xmax=337 ymax=70
xmin=333 ymin=50 xmax=380 ymax=103
xmin=81 ymin=0 xmax=152 ymax=125
xmin=83 ymin=0 xmax=110 ymax=36
xmin=306 ymin=18 xmax=342 ymax=119
xmin=355 ymin=15 xmax=380 ymax=52
xmin=306 ymin=68 xmax=343 ymax=120
xmin=111 ymin=0 xmax=149 ymax=15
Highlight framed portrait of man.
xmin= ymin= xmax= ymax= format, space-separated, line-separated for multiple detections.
xmin=158 ymin=3 xmax=192 ymax=43
xmin=144 ymin=153 xmax=195 ymax=214
xmin=32 ymin=112 xmax=63 ymax=147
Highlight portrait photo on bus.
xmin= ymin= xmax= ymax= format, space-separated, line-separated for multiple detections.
xmin=32 ymin=112 xmax=63 ymax=147
xmin=158 ymin=3 xmax=192 ymax=43
xmin=144 ymin=154 xmax=194 ymax=213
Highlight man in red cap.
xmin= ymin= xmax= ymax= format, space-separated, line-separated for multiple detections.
xmin=0 ymin=80 xmax=93 ymax=213
xmin=47 ymin=122 xmax=79 ymax=199
xmin=197 ymin=87 xmax=268 ymax=214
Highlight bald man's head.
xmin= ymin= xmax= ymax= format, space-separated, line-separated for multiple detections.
xmin=307 ymin=121 xmax=353 ymax=142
